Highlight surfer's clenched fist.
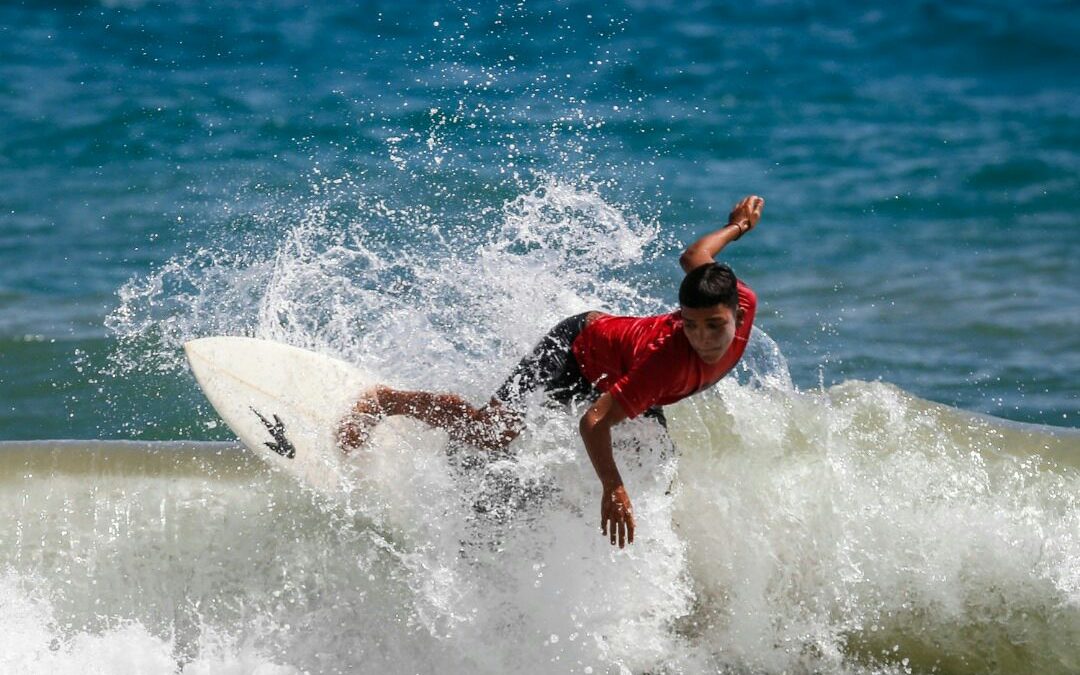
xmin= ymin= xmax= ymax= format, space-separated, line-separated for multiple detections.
xmin=728 ymin=194 xmax=764 ymax=239
xmin=679 ymin=194 xmax=762 ymax=272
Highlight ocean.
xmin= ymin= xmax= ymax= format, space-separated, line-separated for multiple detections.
xmin=1 ymin=1 xmax=1077 ymax=673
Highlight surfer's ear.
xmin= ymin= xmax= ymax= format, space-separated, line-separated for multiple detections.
xmin=735 ymin=306 xmax=745 ymax=328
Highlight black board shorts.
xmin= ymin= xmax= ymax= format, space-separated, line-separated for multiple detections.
xmin=492 ymin=312 xmax=667 ymax=427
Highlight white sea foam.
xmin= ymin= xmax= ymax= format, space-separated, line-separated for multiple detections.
xmin=0 ymin=572 xmax=297 ymax=675
xmin=41 ymin=177 xmax=1076 ymax=672
xmin=3 ymin=381 xmax=1077 ymax=674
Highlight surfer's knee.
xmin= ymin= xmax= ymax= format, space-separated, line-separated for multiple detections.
xmin=337 ymin=386 xmax=391 ymax=453
xmin=337 ymin=411 xmax=378 ymax=452
xmin=472 ymin=404 xmax=523 ymax=451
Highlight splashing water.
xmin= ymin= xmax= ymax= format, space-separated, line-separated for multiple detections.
xmin=106 ymin=174 xmax=665 ymax=394
xmin=7 ymin=178 xmax=1077 ymax=674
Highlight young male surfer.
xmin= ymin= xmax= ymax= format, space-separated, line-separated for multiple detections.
xmin=339 ymin=195 xmax=764 ymax=548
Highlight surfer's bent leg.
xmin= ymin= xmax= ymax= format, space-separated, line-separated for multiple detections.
xmin=338 ymin=387 xmax=521 ymax=452
xmin=338 ymin=312 xmax=598 ymax=453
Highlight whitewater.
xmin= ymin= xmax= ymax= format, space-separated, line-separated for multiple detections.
xmin=2 ymin=179 xmax=1078 ymax=674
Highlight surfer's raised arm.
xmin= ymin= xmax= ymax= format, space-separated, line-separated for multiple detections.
xmin=679 ymin=195 xmax=764 ymax=273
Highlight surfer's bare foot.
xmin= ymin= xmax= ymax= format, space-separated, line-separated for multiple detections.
xmin=337 ymin=387 xmax=387 ymax=453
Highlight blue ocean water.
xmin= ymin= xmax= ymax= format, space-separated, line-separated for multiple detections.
xmin=1 ymin=1 xmax=1077 ymax=440
xmin=1 ymin=1 xmax=1078 ymax=438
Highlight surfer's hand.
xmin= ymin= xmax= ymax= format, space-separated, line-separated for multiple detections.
xmin=337 ymin=387 xmax=387 ymax=453
xmin=727 ymin=194 xmax=764 ymax=239
xmin=601 ymin=484 xmax=635 ymax=548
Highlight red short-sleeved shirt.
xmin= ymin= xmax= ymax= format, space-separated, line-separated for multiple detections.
xmin=571 ymin=281 xmax=756 ymax=418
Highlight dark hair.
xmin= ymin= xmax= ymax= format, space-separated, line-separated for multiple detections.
xmin=679 ymin=262 xmax=739 ymax=310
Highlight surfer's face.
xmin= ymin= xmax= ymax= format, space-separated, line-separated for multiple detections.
xmin=680 ymin=304 xmax=741 ymax=364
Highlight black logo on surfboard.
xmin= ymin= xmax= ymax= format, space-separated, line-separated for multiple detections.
xmin=251 ymin=407 xmax=296 ymax=459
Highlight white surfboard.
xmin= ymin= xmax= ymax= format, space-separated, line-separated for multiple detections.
xmin=184 ymin=336 xmax=374 ymax=493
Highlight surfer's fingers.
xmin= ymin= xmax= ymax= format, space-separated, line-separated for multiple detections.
xmin=627 ymin=513 xmax=635 ymax=545
xmin=615 ymin=508 xmax=630 ymax=547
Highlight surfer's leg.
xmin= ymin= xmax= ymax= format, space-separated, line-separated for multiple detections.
xmin=338 ymin=386 xmax=521 ymax=452
xmin=491 ymin=311 xmax=596 ymax=411
xmin=339 ymin=312 xmax=595 ymax=453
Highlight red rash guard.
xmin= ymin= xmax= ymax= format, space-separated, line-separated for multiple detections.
xmin=571 ymin=281 xmax=757 ymax=418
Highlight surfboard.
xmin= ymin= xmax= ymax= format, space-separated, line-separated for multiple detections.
xmin=184 ymin=336 xmax=374 ymax=493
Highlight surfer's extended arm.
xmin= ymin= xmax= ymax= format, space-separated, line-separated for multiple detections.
xmin=679 ymin=194 xmax=764 ymax=273
xmin=579 ymin=392 xmax=635 ymax=548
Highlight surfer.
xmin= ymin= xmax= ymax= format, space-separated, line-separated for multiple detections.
xmin=339 ymin=195 xmax=763 ymax=548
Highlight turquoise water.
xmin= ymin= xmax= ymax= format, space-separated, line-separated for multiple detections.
xmin=1 ymin=3 xmax=1080 ymax=674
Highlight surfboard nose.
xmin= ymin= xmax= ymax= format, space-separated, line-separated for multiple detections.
xmin=184 ymin=336 xmax=269 ymax=366
xmin=182 ymin=335 xmax=376 ymax=494
xmin=182 ymin=336 xmax=219 ymax=363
